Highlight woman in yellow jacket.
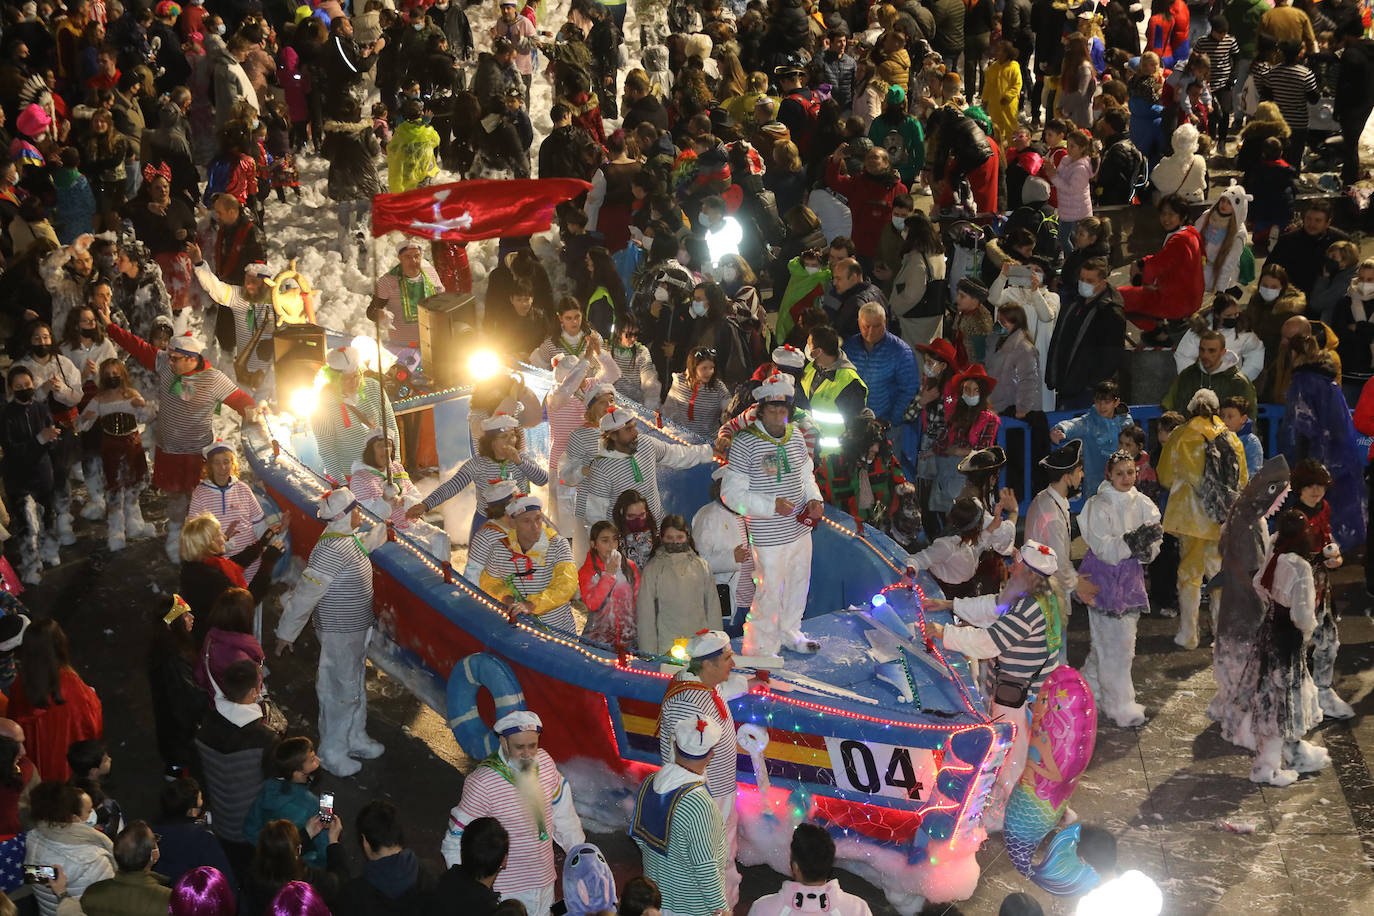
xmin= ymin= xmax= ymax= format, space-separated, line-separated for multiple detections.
xmin=1157 ymin=389 xmax=1249 ymax=651
xmin=479 ymin=496 xmax=581 ymax=635
xmin=982 ymin=41 xmax=1023 ymax=146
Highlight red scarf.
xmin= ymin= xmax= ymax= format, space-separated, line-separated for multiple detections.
xmin=653 ymin=678 xmax=729 ymax=736
xmin=202 ymin=554 xmax=248 ymax=589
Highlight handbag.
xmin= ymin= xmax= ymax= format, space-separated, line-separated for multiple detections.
xmin=1308 ymin=96 xmax=1336 ymax=131
xmin=991 ymin=654 xmax=1050 ymax=709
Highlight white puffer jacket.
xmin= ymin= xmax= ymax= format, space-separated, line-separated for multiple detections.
xmin=25 ymin=821 xmax=116 ymax=916
xmin=1080 ymin=478 xmax=1163 ymax=565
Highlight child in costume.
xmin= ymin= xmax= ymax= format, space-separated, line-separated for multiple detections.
xmin=76 ymin=357 xmax=155 ymax=551
xmin=1243 ymin=509 xmax=1330 ymax=786
xmin=1078 ymin=451 xmax=1164 ymax=727
xmin=904 ymin=497 xmax=1011 ymax=599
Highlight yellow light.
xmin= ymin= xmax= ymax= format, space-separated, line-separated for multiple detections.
xmin=670 ymin=640 xmax=689 ymax=661
xmin=288 ymin=370 xmax=326 ymax=417
xmin=351 ymin=334 xmax=396 ymax=372
xmin=466 ymin=349 xmax=503 ymax=382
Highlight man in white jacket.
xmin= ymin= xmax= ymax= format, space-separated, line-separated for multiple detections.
xmin=275 ymin=487 xmax=387 ymax=777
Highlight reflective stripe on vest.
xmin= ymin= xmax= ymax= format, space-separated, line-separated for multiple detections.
xmin=800 ymin=363 xmax=868 ymax=451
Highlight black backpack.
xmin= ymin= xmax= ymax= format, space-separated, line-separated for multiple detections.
xmin=1198 ymin=431 xmax=1242 ymax=524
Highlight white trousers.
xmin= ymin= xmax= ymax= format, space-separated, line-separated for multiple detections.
xmin=743 ymin=534 xmax=812 ymax=657
xmin=503 ymin=885 xmax=555 ymax=916
xmin=1081 ymin=611 xmax=1146 ymax=727
xmin=715 ymin=793 xmax=740 ymax=909
xmin=317 ymin=628 xmax=372 ymax=765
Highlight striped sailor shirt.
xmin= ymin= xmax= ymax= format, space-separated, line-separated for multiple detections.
xmin=311 ymin=378 xmax=397 ymax=484
xmin=478 ymin=529 xmax=578 ymax=635
xmin=721 ymin=421 xmax=820 ymax=548
xmin=305 ymin=531 xmax=376 ymax=634
xmin=194 ymin=263 xmax=276 ymax=373
xmin=985 ymin=593 xmax=1055 ymax=690
xmin=425 ymin=453 xmax=548 ymax=511
xmin=610 ymin=341 xmax=661 ymax=408
xmin=188 ymin=478 xmax=267 ymax=579
xmin=632 ymin=764 xmax=727 ymax=916
xmin=577 ymin=437 xmax=715 ymax=523
xmin=656 ymin=670 xmax=747 ymax=803
xmin=661 ymin=374 xmax=730 ymax=441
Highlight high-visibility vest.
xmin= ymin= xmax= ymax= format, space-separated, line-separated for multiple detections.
xmin=800 ymin=362 xmax=867 ymax=452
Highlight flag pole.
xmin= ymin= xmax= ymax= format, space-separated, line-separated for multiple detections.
xmin=367 ymin=206 xmax=395 ymax=499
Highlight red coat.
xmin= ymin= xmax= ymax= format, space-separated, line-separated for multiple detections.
xmin=825 ymin=158 xmax=907 ymax=257
xmin=1119 ymin=225 xmax=1204 ymax=324
xmin=7 ymin=668 xmax=103 ymax=782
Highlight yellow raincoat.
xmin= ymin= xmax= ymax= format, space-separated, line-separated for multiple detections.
xmin=982 ymin=59 xmax=1022 ymax=145
xmin=386 ymin=119 xmax=441 ymax=193
xmin=1158 ymin=415 xmax=1250 ymax=541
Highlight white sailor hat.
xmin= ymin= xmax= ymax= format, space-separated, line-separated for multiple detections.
xmin=754 ymin=372 xmax=795 ymax=403
xmin=685 ymin=628 xmax=731 ymax=660
xmin=170 ymin=333 xmax=204 ymax=357
xmin=493 ymin=710 xmax=542 ymax=735
xmin=599 ymin=408 xmax=635 ymax=432
xmin=364 ymin=427 xmax=389 ymax=445
xmin=397 ymin=238 xmax=424 ymax=254
xmin=507 ymin=495 xmax=542 ymax=516
xmin=244 ymin=262 xmax=275 ymax=279
xmin=771 ymin=344 xmax=805 ymax=370
xmin=552 ymin=354 xmax=585 ymax=384
xmin=326 ymin=345 xmax=361 ymax=373
xmin=202 ymin=439 xmax=233 ymax=459
xmin=485 ymin=479 xmax=519 ymax=506
xmin=480 ymin=413 xmax=521 ymax=433
xmin=583 ymin=382 xmax=617 ymax=403
xmin=1020 ymin=540 xmax=1058 ymax=577
xmin=674 ymin=715 xmax=723 ymax=759
xmin=316 ymin=487 xmax=358 ymax=521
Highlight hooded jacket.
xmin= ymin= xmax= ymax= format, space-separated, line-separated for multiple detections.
xmin=1174 ymin=324 xmax=1265 ymax=381
xmin=322 ymin=119 xmax=384 ymax=201
xmin=333 ymin=850 xmax=440 ymax=916
xmin=984 ymin=327 xmax=1041 ymax=416
xmin=823 ymin=159 xmax=906 ymax=258
xmin=636 ymin=549 xmax=718 ymax=655
xmin=1158 ymin=414 xmax=1249 ymax=541
xmin=1150 ymin=123 xmax=1207 ymax=203
xmin=1119 ymin=224 xmax=1204 ymax=322
xmin=1162 ymin=348 xmax=1258 ymax=414
xmin=25 ymin=822 xmax=116 ymax=916
xmin=1194 ymin=185 xmax=1250 ymax=294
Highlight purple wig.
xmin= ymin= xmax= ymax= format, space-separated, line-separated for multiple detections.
xmin=271 ymin=880 xmax=333 ymax=916
xmin=170 ymin=867 xmax=236 ymax=916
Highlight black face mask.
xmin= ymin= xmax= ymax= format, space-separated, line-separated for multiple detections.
xmin=662 ymin=541 xmax=691 ymax=553
xmin=13 ymin=389 xmax=34 ymax=403
xmin=29 ymin=344 xmax=48 ymax=358
xmin=1220 ymin=317 xmax=1238 ymax=329
xmin=80 ymin=327 xmax=99 ymax=340
xmin=100 ymin=376 xmax=121 ymax=389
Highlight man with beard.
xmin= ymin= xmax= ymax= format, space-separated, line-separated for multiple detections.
xmin=187 ymin=244 xmax=277 ymax=387
xmin=441 ymin=711 xmax=585 ymax=916
xmin=923 ymin=541 xmax=1063 ymax=833
xmin=723 ymin=373 xmax=825 ymax=657
xmin=1023 ymin=439 xmax=1097 ymax=654
xmin=310 ymin=345 xmax=398 ymax=485
xmin=577 ymin=407 xmax=716 ymax=524
xmin=630 ymin=715 xmax=728 ymax=916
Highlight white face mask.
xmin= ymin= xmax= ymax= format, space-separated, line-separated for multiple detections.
xmin=1358 ymin=281 xmax=1374 ymax=298
xmin=722 ymin=265 xmax=738 ymax=282
xmin=215 ymin=23 xmax=226 ymax=35
xmin=1258 ymin=285 xmax=1280 ymax=302
xmin=85 ymin=810 xmax=99 ymax=827
xmin=412 ymin=21 xmax=424 ymax=30
xmin=690 ymin=301 xmax=708 ymax=318
xmin=654 ymin=286 xmax=669 ymax=302
xmin=962 ymin=393 xmax=980 ymax=407
xmin=804 ymin=344 xmax=814 ymax=360
xmin=804 ymin=264 xmax=820 ymax=275
xmin=892 ymin=215 xmax=906 ymax=230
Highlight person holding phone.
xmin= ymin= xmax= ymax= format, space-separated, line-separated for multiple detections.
xmin=243 ymin=738 xmax=332 ymax=867
xmin=25 ymin=781 xmax=116 ymax=916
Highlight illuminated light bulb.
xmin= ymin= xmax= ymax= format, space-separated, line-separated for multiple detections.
xmin=871 ymin=593 xmax=887 ymax=607
xmin=466 ymin=349 xmax=504 ymax=382
xmin=288 ymin=385 xmax=319 ymax=417
xmin=351 ymin=334 xmax=397 ymax=372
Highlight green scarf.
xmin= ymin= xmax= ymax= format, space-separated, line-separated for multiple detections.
xmin=477 ymin=751 xmax=549 ymax=841
xmin=628 ymin=455 xmax=644 ymax=483
xmin=320 ymin=530 xmax=368 ymax=556
xmin=389 ymin=264 xmax=437 ymax=325
xmin=1034 ymin=594 xmax=1063 ymax=656
xmin=743 ymin=424 xmax=793 ymax=482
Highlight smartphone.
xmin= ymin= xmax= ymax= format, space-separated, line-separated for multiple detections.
xmin=23 ymin=865 xmax=56 ymax=884
xmin=318 ymin=793 xmax=335 ymax=825
xmin=1006 ymin=265 xmax=1034 ymax=288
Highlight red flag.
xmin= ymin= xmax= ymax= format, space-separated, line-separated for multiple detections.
xmin=370 ymin=178 xmax=591 ymax=242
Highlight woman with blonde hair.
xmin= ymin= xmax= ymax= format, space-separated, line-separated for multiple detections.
xmin=1193 ymin=184 xmax=1250 ymax=295
xmin=1237 ymin=100 xmax=1290 ymax=176
xmin=178 ymin=512 xmax=283 ymax=627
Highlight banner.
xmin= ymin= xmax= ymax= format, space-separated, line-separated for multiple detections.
xmin=370 ymin=178 xmax=592 ymax=242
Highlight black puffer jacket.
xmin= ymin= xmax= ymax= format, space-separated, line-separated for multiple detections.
xmin=322 ymin=120 xmax=384 ymax=202
xmin=764 ymin=0 xmax=812 ymax=62
xmin=928 ymin=107 xmax=992 ymax=183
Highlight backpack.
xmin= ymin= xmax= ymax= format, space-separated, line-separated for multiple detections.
xmin=202 ymin=156 xmax=234 ymax=207
xmin=1197 ymin=431 xmax=1242 ymax=524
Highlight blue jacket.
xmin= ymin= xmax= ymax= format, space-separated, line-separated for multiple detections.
xmin=1238 ymin=420 xmax=1263 ymax=478
xmin=843 ymin=330 xmax=919 ymax=427
xmin=1054 ymin=409 xmax=1135 ymax=489
xmin=242 ymin=779 xmax=330 ymax=867
xmin=52 ymin=168 xmax=97 ymax=245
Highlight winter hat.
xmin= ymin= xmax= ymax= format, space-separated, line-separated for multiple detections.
xmin=685 ymin=628 xmax=730 ymax=660
xmin=754 ymin=373 xmax=796 ymax=403
xmin=480 ymin=413 xmax=520 ymax=432
xmin=202 ymin=439 xmax=233 ymax=459
xmin=326 ymin=345 xmax=361 ymax=373
xmin=599 ymin=408 xmax=635 ymax=432
xmin=885 ymin=84 xmax=906 ymax=106
xmin=674 ymin=715 xmax=723 ymax=759
xmin=170 ymin=333 xmax=204 ymax=357
xmin=0 ymin=614 xmax=30 ymax=652
xmin=493 ymin=710 xmax=542 ymax=735
xmin=1022 ymin=176 xmax=1051 ymax=206
xmin=16 ymin=103 xmax=51 ymax=138
xmin=1187 ymin=388 xmax=1220 ymax=416
xmin=562 ymin=844 xmax=617 ymax=916
xmin=1020 ymin=540 xmax=1058 ymax=577
xmin=956 ymin=278 xmax=989 ymax=303
xmin=1170 ymin=122 xmax=1200 ymax=158
xmin=771 ymin=344 xmax=805 ymax=370
xmin=155 ymin=1 xmax=182 ymax=18
xmin=315 ymin=487 xmax=358 ymax=521
xmin=507 ymin=495 xmax=543 ymax=516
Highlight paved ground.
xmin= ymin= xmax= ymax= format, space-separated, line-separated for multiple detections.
xmin=18 ymin=494 xmax=1374 ymax=916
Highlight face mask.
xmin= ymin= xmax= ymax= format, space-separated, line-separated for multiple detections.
xmin=216 ymin=23 xmax=226 ymax=35
xmin=1258 ymin=285 xmax=1280 ymax=302
xmin=1077 ymin=280 xmax=1096 ymax=299
xmin=663 ymin=541 xmax=691 ymax=553
xmin=1220 ymin=317 xmax=1238 ymax=329
xmin=994 ymin=323 xmax=1009 ymax=336
xmin=892 ymin=215 xmax=906 ymax=230
xmin=100 ymin=375 xmax=120 ymax=389
xmin=30 ymin=344 xmax=48 ymax=357
xmin=1359 ymin=281 xmax=1374 ymax=298
xmin=961 ymin=393 xmax=980 ymax=407
xmin=924 ymin=360 xmax=942 ymax=377
xmin=654 ymin=286 xmax=669 ymax=302
xmin=722 ymin=265 xmax=738 ymax=282
xmin=690 ymin=301 xmax=707 ymax=318
xmin=412 ymin=21 xmax=424 ymax=30
xmin=625 ymin=516 xmax=648 ymax=532
xmin=804 ymin=344 xmax=814 ymax=361
xmin=80 ymin=326 xmax=98 ymax=339
xmin=13 ymin=389 xmax=34 ymax=403
xmin=85 ymin=810 xmax=98 ymax=827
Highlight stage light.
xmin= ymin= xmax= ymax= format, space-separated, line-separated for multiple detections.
xmin=670 ymin=640 xmax=689 ymax=662
xmin=467 ymin=349 xmax=503 ymax=382
xmin=1076 ymin=870 xmax=1162 ymax=916
xmin=351 ymin=334 xmax=397 ymax=373
xmin=871 ymin=593 xmax=888 ymax=608
xmin=287 ymin=370 xmax=327 ymax=418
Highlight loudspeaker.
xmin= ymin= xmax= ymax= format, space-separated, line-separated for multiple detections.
xmin=419 ymin=293 xmax=478 ymax=388
xmin=273 ymin=323 xmax=327 ymax=398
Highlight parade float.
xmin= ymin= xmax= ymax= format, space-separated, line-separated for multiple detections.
xmin=247 ymin=357 xmax=1012 ymax=911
